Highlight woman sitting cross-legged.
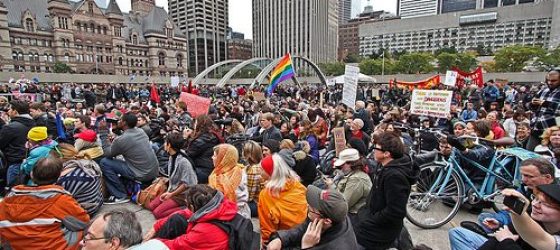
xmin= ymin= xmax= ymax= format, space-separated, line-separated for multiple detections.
xmin=148 ymin=131 xmax=198 ymax=219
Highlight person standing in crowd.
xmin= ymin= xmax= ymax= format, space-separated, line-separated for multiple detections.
xmin=256 ymin=112 xmax=283 ymax=142
xmin=29 ymin=102 xmax=57 ymax=138
xmin=184 ymin=115 xmax=223 ymax=183
xmin=0 ymin=100 xmax=35 ymax=186
xmin=258 ymin=154 xmax=308 ymax=246
xmin=266 ymin=185 xmax=358 ymax=250
xmin=101 ymin=112 xmax=159 ymax=204
xmin=148 ymin=132 xmax=197 ymax=219
xmin=0 ymin=157 xmax=89 ymax=250
xmin=209 ymin=143 xmax=251 ymax=218
xmin=528 ymin=69 xmax=560 ymax=150
xmin=355 ymin=132 xmax=418 ymax=249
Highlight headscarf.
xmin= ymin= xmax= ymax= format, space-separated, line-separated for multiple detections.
xmin=208 ymin=144 xmax=244 ymax=202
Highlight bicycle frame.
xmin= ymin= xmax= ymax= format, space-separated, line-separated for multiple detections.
xmin=429 ymin=148 xmax=520 ymax=201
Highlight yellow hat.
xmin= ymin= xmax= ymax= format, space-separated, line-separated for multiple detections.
xmin=63 ymin=118 xmax=76 ymax=126
xmin=28 ymin=126 xmax=48 ymax=141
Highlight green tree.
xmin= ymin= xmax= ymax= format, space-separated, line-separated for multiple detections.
xmin=318 ymin=62 xmax=345 ymax=76
xmin=494 ymin=45 xmax=545 ymax=72
xmin=53 ymin=62 xmax=72 ymax=73
xmin=537 ymin=46 xmax=560 ymax=71
xmin=395 ymin=52 xmax=435 ymax=74
xmin=435 ymin=47 xmax=458 ymax=56
xmin=456 ymin=52 xmax=478 ymax=72
xmin=359 ymin=58 xmax=394 ymax=75
xmin=344 ymin=53 xmax=362 ymax=63
xmin=436 ymin=52 xmax=457 ymax=73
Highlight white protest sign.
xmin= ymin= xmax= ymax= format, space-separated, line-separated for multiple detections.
xmin=170 ymin=76 xmax=180 ymax=87
xmin=410 ymin=90 xmax=453 ymax=118
xmin=342 ymin=65 xmax=359 ymax=109
xmin=327 ymin=78 xmax=336 ymax=86
xmin=444 ymin=70 xmax=458 ymax=87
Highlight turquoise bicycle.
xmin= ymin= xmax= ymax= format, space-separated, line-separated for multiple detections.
xmin=406 ymin=141 xmax=541 ymax=229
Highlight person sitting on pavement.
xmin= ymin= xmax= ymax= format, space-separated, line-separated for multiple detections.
xmin=81 ymin=208 xmax=168 ymax=250
xmin=16 ymin=126 xmax=59 ymax=185
xmin=0 ymin=157 xmax=90 ymax=250
xmin=299 ymin=119 xmax=320 ymax=164
xmin=73 ymin=129 xmax=104 ymax=162
xmin=148 ymin=131 xmax=197 ymax=219
xmin=57 ymin=143 xmax=104 ymax=216
xmin=144 ymin=184 xmax=237 ymax=250
xmin=29 ymin=102 xmax=58 ymax=138
xmin=513 ymin=122 xmax=531 ymax=149
xmin=183 ymin=114 xmax=223 ymax=184
xmin=0 ymin=100 xmax=35 ymax=187
xmin=266 ymin=185 xmax=358 ymax=250
xmin=325 ymin=148 xmax=372 ymax=225
xmin=100 ymin=112 xmax=159 ymax=204
xmin=242 ymin=140 xmax=265 ymax=217
xmin=259 ymin=154 xmax=308 ymax=246
xmin=355 ymin=131 xmax=418 ymax=250
xmin=209 ymin=143 xmax=251 ymax=219
xmin=292 ymin=141 xmax=319 ymax=187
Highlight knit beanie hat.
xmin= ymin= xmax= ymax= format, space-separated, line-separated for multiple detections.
xmin=261 ymin=155 xmax=274 ymax=176
xmin=28 ymin=126 xmax=48 ymax=141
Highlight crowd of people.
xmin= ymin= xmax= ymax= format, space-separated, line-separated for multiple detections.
xmin=0 ymin=68 xmax=558 ymax=250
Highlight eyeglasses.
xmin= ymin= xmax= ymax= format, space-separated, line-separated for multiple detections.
xmin=372 ymin=146 xmax=384 ymax=152
xmin=82 ymin=232 xmax=107 ymax=243
xmin=531 ymin=194 xmax=560 ymax=209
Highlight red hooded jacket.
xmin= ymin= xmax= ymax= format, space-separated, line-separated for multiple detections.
xmin=154 ymin=194 xmax=237 ymax=250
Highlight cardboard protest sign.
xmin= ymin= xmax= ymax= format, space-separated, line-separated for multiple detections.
xmin=253 ymin=92 xmax=266 ymax=102
xmin=179 ymin=92 xmax=211 ymax=118
xmin=444 ymin=70 xmax=458 ymax=87
xmin=342 ymin=65 xmax=359 ymax=109
xmin=410 ymin=90 xmax=453 ymax=119
xmin=332 ymin=127 xmax=346 ymax=157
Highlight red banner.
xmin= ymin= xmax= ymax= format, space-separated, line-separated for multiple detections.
xmin=389 ymin=75 xmax=440 ymax=90
xmin=179 ymin=92 xmax=211 ymax=118
xmin=453 ymin=66 xmax=484 ymax=88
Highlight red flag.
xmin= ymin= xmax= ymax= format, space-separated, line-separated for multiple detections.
xmin=187 ymin=80 xmax=193 ymax=93
xmin=150 ymin=84 xmax=160 ymax=103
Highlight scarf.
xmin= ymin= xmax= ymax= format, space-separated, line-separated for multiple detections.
xmin=208 ymin=144 xmax=243 ymax=203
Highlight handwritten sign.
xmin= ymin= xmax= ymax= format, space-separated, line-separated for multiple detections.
xmin=179 ymin=92 xmax=211 ymax=118
xmin=170 ymin=76 xmax=180 ymax=87
xmin=342 ymin=65 xmax=359 ymax=109
xmin=444 ymin=70 xmax=458 ymax=87
xmin=410 ymin=90 xmax=453 ymax=118
xmin=332 ymin=127 xmax=346 ymax=157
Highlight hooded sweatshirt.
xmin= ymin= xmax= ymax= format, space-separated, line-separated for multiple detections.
xmin=0 ymin=114 xmax=35 ymax=164
xmin=355 ymin=155 xmax=419 ymax=249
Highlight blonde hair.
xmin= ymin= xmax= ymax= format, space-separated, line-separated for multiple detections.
xmin=265 ymin=154 xmax=300 ymax=197
xmin=541 ymin=126 xmax=560 ymax=146
xmin=242 ymin=140 xmax=262 ymax=166
xmin=230 ymin=119 xmax=245 ymax=134
xmin=280 ymin=139 xmax=295 ymax=150
xmin=57 ymin=143 xmax=92 ymax=160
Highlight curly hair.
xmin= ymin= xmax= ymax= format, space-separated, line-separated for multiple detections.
xmin=185 ymin=184 xmax=218 ymax=212
xmin=541 ymin=126 xmax=560 ymax=146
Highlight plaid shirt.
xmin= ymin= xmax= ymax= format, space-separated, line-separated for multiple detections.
xmin=531 ymin=87 xmax=560 ymax=134
xmin=246 ymin=164 xmax=264 ymax=202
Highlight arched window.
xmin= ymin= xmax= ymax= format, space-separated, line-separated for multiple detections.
xmin=176 ymin=54 xmax=183 ymax=67
xmin=158 ymin=52 xmax=165 ymax=66
xmin=25 ymin=18 xmax=34 ymax=32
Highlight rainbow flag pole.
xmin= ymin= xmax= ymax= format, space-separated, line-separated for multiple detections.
xmin=266 ymin=53 xmax=296 ymax=96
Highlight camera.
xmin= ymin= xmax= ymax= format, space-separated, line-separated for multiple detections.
xmin=214 ymin=118 xmax=233 ymax=126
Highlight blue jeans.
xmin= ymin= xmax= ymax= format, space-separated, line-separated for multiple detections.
xmin=100 ymin=157 xmax=136 ymax=199
xmin=477 ymin=211 xmax=510 ymax=233
xmin=449 ymin=227 xmax=487 ymax=250
xmin=6 ymin=163 xmax=21 ymax=187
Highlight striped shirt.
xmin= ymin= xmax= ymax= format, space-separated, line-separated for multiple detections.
xmin=57 ymin=161 xmax=103 ymax=215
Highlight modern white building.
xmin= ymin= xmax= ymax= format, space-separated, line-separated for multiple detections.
xmin=397 ymin=0 xmax=439 ymax=18
xmin=168 ymin=0 xmax=228 ymax=75
xmin=253 ymin=0 xmax=338 ymax=69
xmin=360 ymin=0 xmax=558 ymax=55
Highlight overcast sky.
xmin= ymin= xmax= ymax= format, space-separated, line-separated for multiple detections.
xmin=114 ymin=0 xmax=398 ymax=39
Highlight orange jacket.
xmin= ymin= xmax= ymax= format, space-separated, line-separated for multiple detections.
xmin=258 ymin=180 xmax=308 ymax=243
xmin=0 ymin=185 xmax=90 ymax=250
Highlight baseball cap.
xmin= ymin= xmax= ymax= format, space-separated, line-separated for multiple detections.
xmin=333 ymin=148 xmax=360 ymax=167
xmin=74 ymin=129 xmax=97 ymax=142
xmin=28 ymin=126 xmax=48 ymax=141
xmin=306 ymin=185 xmax=348 ymax=223
xmin=536 ymin=184 xmax=560 ymax=205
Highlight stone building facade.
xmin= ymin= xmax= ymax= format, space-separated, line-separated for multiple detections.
xmin=0 ymin=0 xmax=188 ymax=77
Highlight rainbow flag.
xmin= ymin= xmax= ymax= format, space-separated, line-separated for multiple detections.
xmin=266 ymin=53 xmax=295 ymax=95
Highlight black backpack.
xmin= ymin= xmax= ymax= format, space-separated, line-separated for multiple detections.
xmin=211 ymin=214 xmax=260 ymax=250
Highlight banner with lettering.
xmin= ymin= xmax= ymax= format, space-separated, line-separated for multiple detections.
xmin=410 ymin=89 xmax=453 ymax=118
xmin=389 ymin=75 xmax=440 ymax=90
xmin=179 ymin=92 xmax=211 ymax=118
xmin=453 ymin=66 xmax=484 ymax=88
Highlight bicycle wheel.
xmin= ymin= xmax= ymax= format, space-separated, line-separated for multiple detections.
xmin=406 ymin=164 xmax=464 ymax=229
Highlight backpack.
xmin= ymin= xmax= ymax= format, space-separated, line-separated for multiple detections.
xmin=210 ymin=214 xmax=260 ymax=250
xmin=136 ymin=177 xmax=168 ymax=208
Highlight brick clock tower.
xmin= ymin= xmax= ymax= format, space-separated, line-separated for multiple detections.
xmin=131 ymin=0 xmax=155 ymax=15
